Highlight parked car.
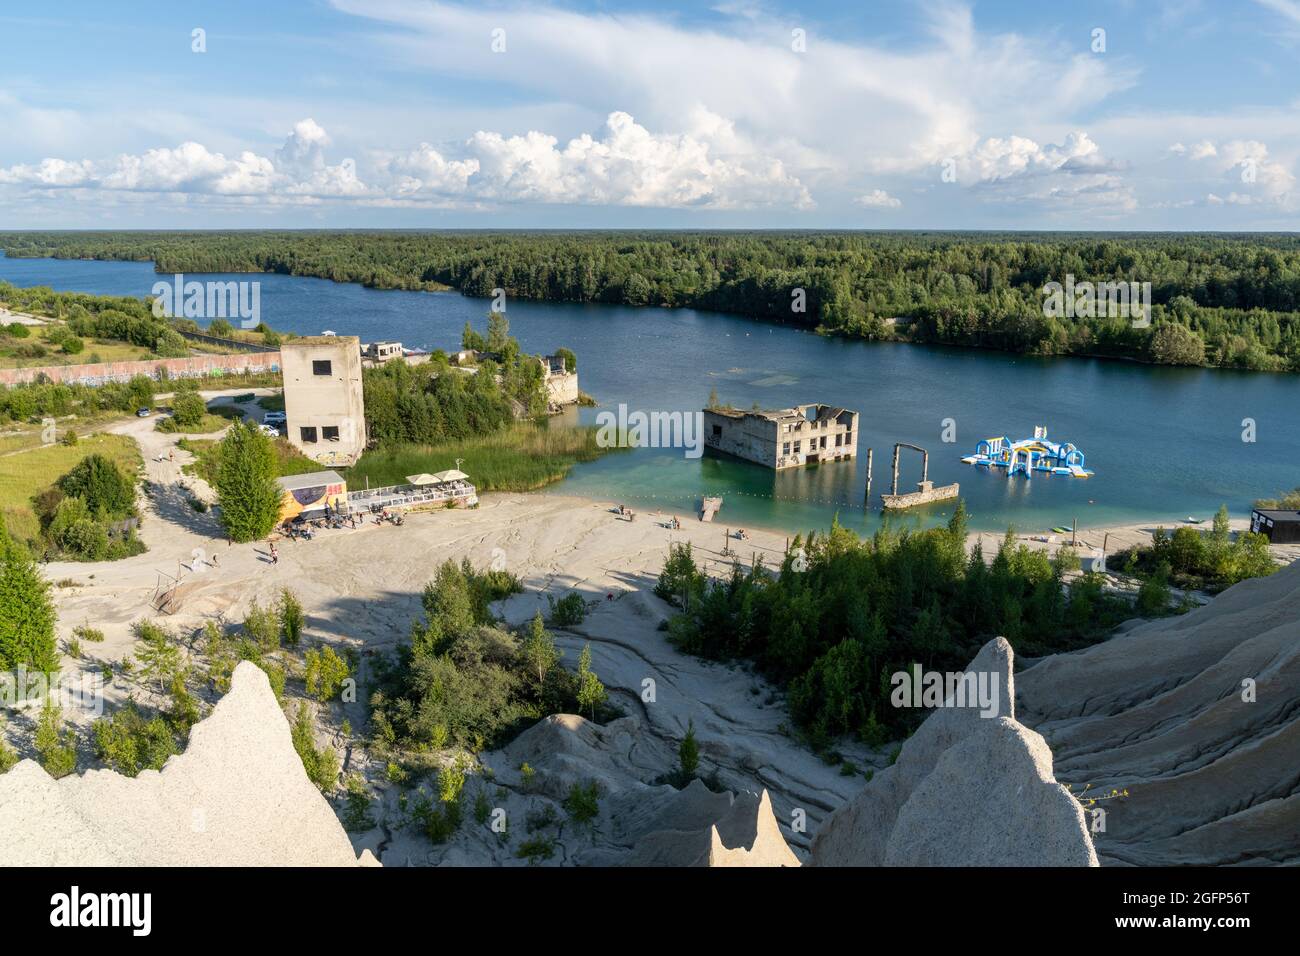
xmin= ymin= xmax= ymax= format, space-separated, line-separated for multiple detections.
xmin=136 ymin=408 xmax=151 ymax=417
xmin=258 ymin=424 xmax=281 ymax=438
xmin=263 ymin=411 xmax=286 ymax=426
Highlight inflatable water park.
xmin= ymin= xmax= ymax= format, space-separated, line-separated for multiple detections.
xmin=961 ymin=426 xmax=1094 ymax=478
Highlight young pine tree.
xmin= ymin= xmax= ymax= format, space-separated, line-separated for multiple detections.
xmin=678 ymin=721 xmax=700 ymax=779
xmin=0 ymin=521 xmax=57 ymax=672
xmin=278 ymin=588 xmax=305 ymax=646
xmin=133 ymin=621 xmax=181 ymax=693
xmin=575 ymin=643 xmax=607 ymax=721
xmin=522 ymin=611 xmax=560 ymax=686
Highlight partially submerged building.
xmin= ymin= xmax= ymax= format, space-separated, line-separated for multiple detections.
xmin=281 ymin=336 xmax=367 ymax=466
xmin=703 ymin=404 xmax=858 ymax=470
xmin=541 ymin=354 xmax=579 ymax=408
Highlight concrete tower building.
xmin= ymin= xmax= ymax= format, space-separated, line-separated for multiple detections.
xmin=280 ymin=336 xmax=367 ymax=466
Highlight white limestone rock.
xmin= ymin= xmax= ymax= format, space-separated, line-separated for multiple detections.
xmin=810 ymin=637 xmax=1097 ymax=867
xmin=0 ymin=661 xmax=375 ymax=867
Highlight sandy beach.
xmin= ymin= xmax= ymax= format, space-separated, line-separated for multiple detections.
xmin=44 ymin=399 xmax=1298 ymax=691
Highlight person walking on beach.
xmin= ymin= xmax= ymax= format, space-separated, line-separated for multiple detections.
xmin=269 ymin=541 xmax=279 ymax=565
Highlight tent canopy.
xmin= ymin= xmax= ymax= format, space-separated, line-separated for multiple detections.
xmin=432 ymin=469 xmax=469 ymax=482
xmin=405 ymin=473 xmax=439 ymax=486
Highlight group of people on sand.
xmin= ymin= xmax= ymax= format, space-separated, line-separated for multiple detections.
xmin=616 ymin=504 xmax=636 ymax=521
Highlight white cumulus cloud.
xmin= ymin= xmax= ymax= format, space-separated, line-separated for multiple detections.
xmin=854 ymin=189 xmax=902 ymax=208
xmin=0 ymin=112 xmax=812 ymax=211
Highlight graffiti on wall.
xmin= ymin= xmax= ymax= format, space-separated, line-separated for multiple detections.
xmin=0 ymin=352 xmax=282 ymax=388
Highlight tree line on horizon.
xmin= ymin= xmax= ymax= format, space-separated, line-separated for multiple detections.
xmin=4 ymin=230 xmax=1300 ymax=371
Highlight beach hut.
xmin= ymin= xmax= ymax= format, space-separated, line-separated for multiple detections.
xmin=1250 ymin=509 xmax=1300 ymax=544
xmin=277 ymin=470 xmax=347 ymax=522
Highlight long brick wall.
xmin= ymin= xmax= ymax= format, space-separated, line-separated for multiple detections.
xmin=0 ymin=351 xmax=282 ymax=387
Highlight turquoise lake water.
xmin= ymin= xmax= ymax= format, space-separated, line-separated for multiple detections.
xmin=2 ymin=251 xmax=1297 ymax=536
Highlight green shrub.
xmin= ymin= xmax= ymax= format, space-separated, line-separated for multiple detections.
xmin=304 ymin=645 xmax=350 ymax=701
xmin=515 ymin=836 xmax=556 ymax=863
xmin=1137 ymin=566 xmax=1173 ymax=615
xmin=369 ymin=559 xmax=615 ymax=761
xmin=474 ymin=788 xmax=492 ymax=825
xmin=563 ymin=781 xmax=600 ymax=824
xmin=341 ymin=775 xmax=376 ymax=831
xmin=654 ymin=542 xmax=706 ymax=609
xmin=92 ymin=702 xmax=179 ymax=776
xmin=290 ymin=701 xmax=339 ymax=792
xmin=242 ymin=600 xmax=280 ymax=652
xmin=35 ymin=704 xmax=76 ymax=779
xmin=170 ymin=391 xmax=207 ymax=429
xmin=73 ymin=624 xmax=105 ymax=643
xmin=133 ymin=620 xmax=181 ymax=692
xmin=548 ymin=591 xmax=586 ymax=627
xmin=278 ymin=588 xmax=304 ymax=647
xmin=57 ymin=453 xmax=136 ymax=518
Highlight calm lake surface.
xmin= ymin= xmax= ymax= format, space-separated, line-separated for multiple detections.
xmin=2 ymin=251 xmax=1297 ymax=536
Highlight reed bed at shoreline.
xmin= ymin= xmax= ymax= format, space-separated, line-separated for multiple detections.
xmin=346 ymin=423 xmax=619 ymax=493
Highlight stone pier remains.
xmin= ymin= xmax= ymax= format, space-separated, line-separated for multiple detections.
xmin=880 ymin=442 xmax=960 ymax=509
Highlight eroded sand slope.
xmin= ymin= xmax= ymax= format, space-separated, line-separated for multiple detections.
xmin=1017 ymin=560 xmax=1300 ymax=866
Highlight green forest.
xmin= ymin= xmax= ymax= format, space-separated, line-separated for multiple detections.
xmin=657 ymin=504 xmax=1170 ymax=748
xmin=4 ymin=230 xmax=1300 ymax=370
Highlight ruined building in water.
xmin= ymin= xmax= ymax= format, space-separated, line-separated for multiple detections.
xmin=702 ymin=404 xmax=859 ymax=470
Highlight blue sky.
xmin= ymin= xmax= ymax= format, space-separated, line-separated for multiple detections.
xmin=2 ymin=0 xmax=1298 ymax=229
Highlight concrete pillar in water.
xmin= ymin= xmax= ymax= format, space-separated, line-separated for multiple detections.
xmin=864 ymin=447 xmax=873 ymax=508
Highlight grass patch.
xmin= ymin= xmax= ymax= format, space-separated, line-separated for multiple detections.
xmin=178 ymin=436 xmax=318 ymax=484
xmin=0 ymin=332 xmax=156 ymax=369
xmin=347 ymin=424 xmax=618 ymax=493
xmin=256 ymin=393 xmax=285 ymax=413
xmin=155 ymin=404 xmax=244 ymax=434
xmin=0 ymin=433 xmax=142 ymax=548
xmin=0 ymin=410 xmax=140 ymax=456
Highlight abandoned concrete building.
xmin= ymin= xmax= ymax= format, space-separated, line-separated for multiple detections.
xmin=360 ymin=340 xmax=437 ymax=369
xmin=541 ymin=354 xmax=579 ymax=407
xmin=703 ymin=404 xmax=859 ymax=470
xmin=281 ymin=336 xmax=367 ymax=466
xmin=362 ymin=340 xmax=404 ymax=364
xmin=457 ymin=349 xmax=579 ymax=410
